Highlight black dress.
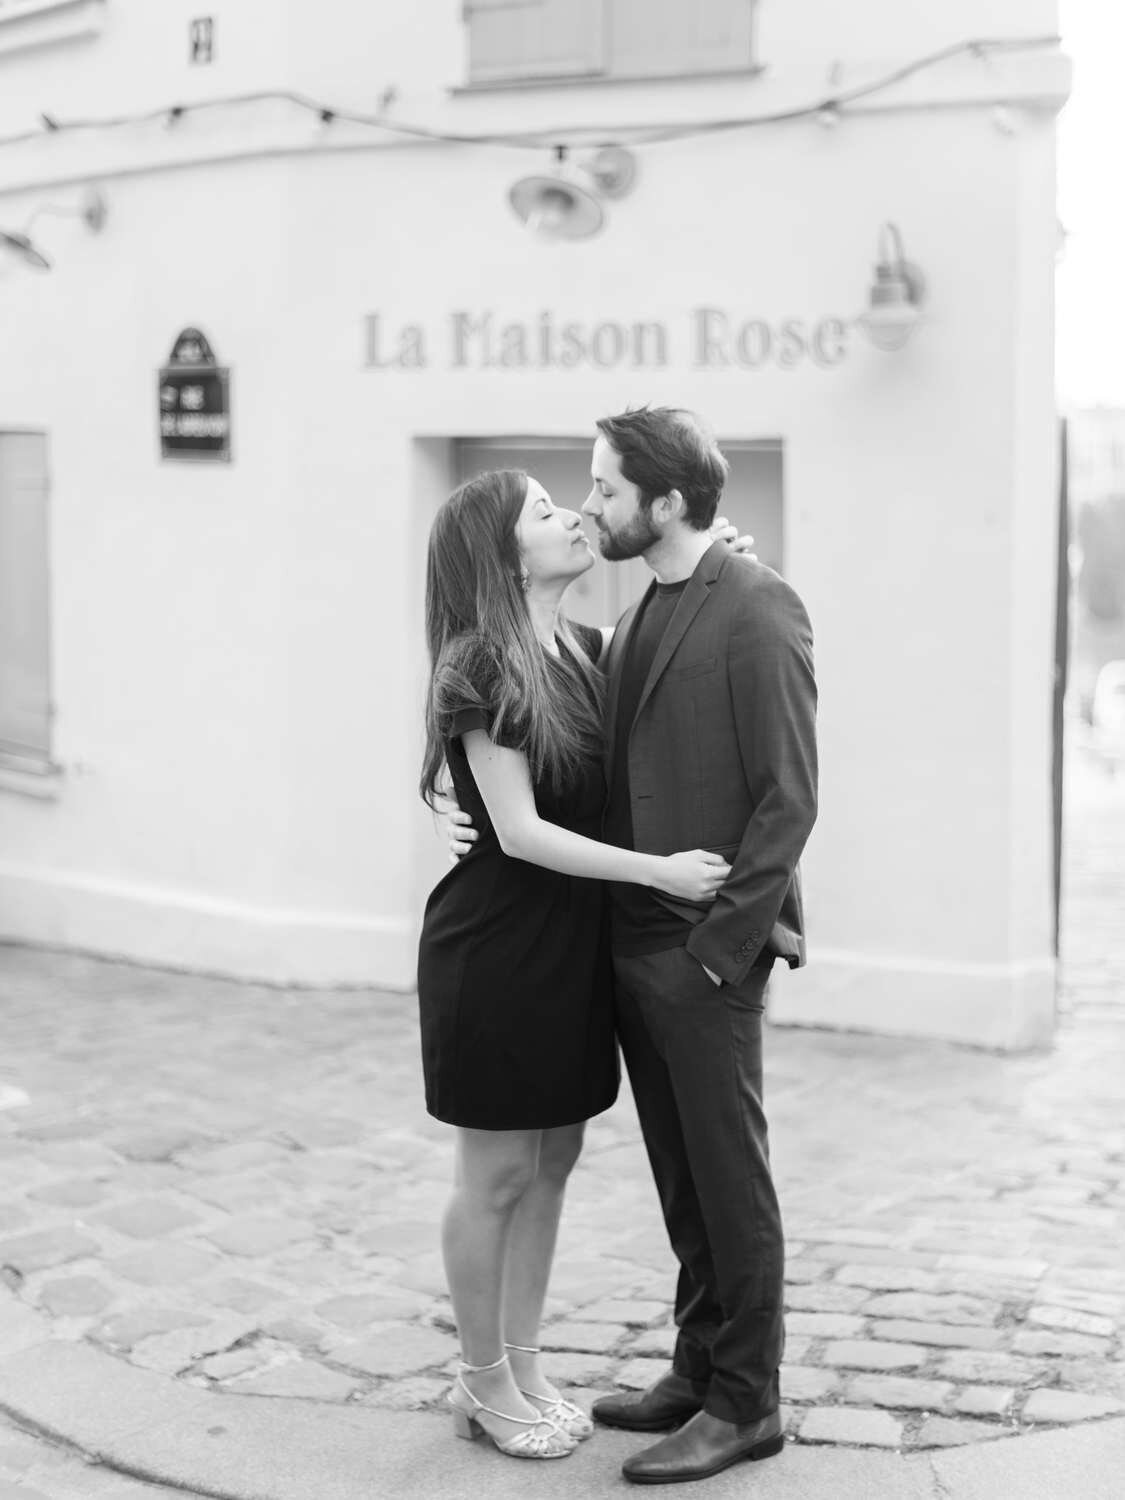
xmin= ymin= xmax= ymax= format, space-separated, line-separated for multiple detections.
xmin=417 ymin=624 xmax=620 ymax=1130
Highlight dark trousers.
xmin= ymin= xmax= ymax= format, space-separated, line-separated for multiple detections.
xmin=613 ymin=944 xmax=784 ymax=1424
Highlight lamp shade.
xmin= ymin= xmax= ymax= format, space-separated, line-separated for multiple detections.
xmin=509 ymin=172 xmax=605 ymax=240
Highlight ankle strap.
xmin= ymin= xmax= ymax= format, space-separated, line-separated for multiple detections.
xmin=459 ymin=1353 xmax=508 ymax=1374
xmin=504 ymin=1343 xmax=541 ymax=1355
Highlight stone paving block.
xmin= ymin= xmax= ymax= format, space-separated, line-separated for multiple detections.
xmin=313 ymin=1291 xmax=432 ymax=1328
xmin=871 ymin=1320 xmax=1004 ymax=1351
xmin=194 ymin=1277 xmax=285 ymax=1315
xmin=1027 ymin=1303 xmax=1116 ymax=1339
xmin=266 ymin=1318 xmax=330 ymax=1351
xmin=35 ymin=1275 xmax=113 ymax=1317
xmin=362 ymin=1375 xmax=450 ymax=1410
xmin=128 ymin=1314 xmax=260 ymax=1375
xmin=1013 ymin=1328 xmax=1112 ymax=1358
xmin=954 ymin=1385 xmax=1015 ymax=1418
xmin=933 ymin=1254 xmax=1048 ymax=1280
xmin=625 ymin=1326 xmax=676 ymax=1359
xmin=1038 ymin=1275 xmax=1125 ymax=1306
xmin=94 ymin=1305 xmax=209 ymax=1351
xmin=538 ymin=1351 xmax=618 ymax=1386
xmin=783 ymin=1337 xmax=812 ymax=1364
xmin=106 ymin=1244 xmax=219 ymax=1286
xmin=784 ymin=1282 xmax=870 ymax=1314
xmin=614 ymin=1357 xmax=671 ymax=1391
xmin=0 ymin=1228 xmax=99 ymax=1274
xmin=805 ymin=1245 xmax=940 ymax=1269
xmin=860 ymin=1292 xmax=1001 ymax=1327
xmin=541 ymin=1321 xmax=627 ymax=1354
xmin=796 ymin=1228 xmax=897 ymax=1248
xmin=183 ymin=1175 xmax=282 ymax=1212
xmin=16 ymin=1118 xmax=103 ymax=1144
xmin=110 ymin=1127 xmax=211 ymax=1162
xmin=844 ymin=1375 xmax=955 ymax=1412
xmin=204 ymin=1216 xmax=314 ymax=1257
xmin=785 ymin=1311 xmax=865 ymax=1339
xmin=231 ymin=1359 xmax=364 ymax=1401
xmin=94 ymin=1199 xmax=202 ymax=1239
xmin=0 ymin=1295 xmax=45 ymax=1358
xmin=196 ymin=1346 xmax=268 ymax=1380
xmin=781 ymin=1258 xmax=826 ymax=1284
xmin=575 ymin=1298 xmax=668 ymax=1327
xmin=780 ymin=1366 xmax=839 ymax=1403
xmin=28 ymin=1178 xmax=111 ymax=1208
xmin=936 ymin=1351 xmax=1045 ymax=1386
xmin=835 ymin=1265 xmax=942 ymax=1293
xmin=328 ymin=1324 xmax=458 ymax=1377
xmin=1022 ymin=1390 xmax=1125 ymax=1424
xmin=914 ymin=1417 xmax=1008 ymax=1447
xmin=823 ymin=1340 xmax=928 ymax=1372
xmin=181 ymin=1141 xmax=296 ymax=1174
xmin=797 ymin=1406 xmax=903 ymax=1447
xmin=0 ymin=1206 xmax=31 ymax=1235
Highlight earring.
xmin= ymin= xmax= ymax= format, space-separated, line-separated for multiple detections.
xmin=519 ymin=568 xmax=530 ymax=592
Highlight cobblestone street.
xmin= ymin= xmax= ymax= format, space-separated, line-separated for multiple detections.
xmin=0 ymin=751 xmax=1123 ymax=1470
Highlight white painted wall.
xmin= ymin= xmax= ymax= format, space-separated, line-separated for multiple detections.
xmin=0 ymin=1 xmax=1065 ymax=1047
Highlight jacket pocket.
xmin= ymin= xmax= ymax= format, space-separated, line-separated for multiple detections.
xmin=667 ymin=655 xmax=717 ymax=680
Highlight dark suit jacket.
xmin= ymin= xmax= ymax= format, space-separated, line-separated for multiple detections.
xmin=605 ymin=540 xmax=818 ymax=987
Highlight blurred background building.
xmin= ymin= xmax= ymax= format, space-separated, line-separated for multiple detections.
xmin=0 ymin=1 xmax=1070 ymax=1047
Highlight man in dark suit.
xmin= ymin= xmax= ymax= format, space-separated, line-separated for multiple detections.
xmin=449 ymin=407 xmax=817 ymax=1483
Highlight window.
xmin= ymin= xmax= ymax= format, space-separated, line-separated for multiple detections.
xmin=464 ymin=0 xmax=757 ymax=87
xmin=0 ymin=432 xmax=52 ymax=771
xmin=0 ymin=0 xmax=106 ymax=59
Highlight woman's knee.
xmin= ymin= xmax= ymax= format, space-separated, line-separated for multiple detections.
xmin=457 ymin=1134 xmax=539 ymax=1212
xmin=536 ymin=1123 xmax=585 ymax=1186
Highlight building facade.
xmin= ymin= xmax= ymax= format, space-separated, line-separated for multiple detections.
xmin=0 ymin=0 xmax=1069 ymax=1047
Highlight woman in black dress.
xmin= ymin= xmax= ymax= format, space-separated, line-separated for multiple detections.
xmin=418 ymin=469 xmax=731 ymax=1461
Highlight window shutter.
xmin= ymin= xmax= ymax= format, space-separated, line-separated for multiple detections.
xmin=0 ymin=432 xmax=51 ymax=762
xmin=465 ymin=0 xmax=605 ymax=84
xmin=609 ymin=0 xmax=756 ymax=78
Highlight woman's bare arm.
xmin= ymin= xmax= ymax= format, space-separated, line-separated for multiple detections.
xmin=463 ymin=730 xmax=728 ymax=899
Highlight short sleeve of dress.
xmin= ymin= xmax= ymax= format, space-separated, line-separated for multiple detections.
xmin=448 ymin=705 xmax=489 ymax=740
xmin=441 ymin=642 xmax=526 ymax=751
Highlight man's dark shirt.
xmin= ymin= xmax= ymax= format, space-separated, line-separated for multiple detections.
xmin=605 ymin=578 xmax=694 ymax=956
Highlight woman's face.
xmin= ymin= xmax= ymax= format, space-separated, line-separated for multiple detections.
xmin=516 ymin=477 xmax=595 ymax=589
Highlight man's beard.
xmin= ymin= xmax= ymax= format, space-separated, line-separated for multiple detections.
xmin=597 ymin=507 xmax=660 ymax=561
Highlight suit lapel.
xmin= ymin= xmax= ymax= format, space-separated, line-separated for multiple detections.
xmin=604 ymin=586 xmax=652 ymax=786
xmin=631 ymin=540 xmax=727 ymax=725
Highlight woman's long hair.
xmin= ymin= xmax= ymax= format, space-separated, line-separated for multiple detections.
xmin=420 ymin=469 xmax=605 ymax=808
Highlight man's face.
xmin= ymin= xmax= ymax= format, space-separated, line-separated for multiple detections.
xmin=581 ymin=436 xmax=660 ymax=561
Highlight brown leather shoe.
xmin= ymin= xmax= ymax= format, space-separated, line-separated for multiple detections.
xmin=591 ymin=1372 xmax=706 ymax=1433
xmin=622 ymin=1409 xmax=784 ymax=1484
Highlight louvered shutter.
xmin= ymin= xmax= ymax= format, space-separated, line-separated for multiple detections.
xmin=465 ymin=0 xmax=605 ymax=84
xmin=0 ymin=432 xmax=51 ymax=762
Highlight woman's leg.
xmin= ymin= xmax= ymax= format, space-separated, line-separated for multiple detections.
xmin=442 ymin=1126 xmax=551 ymax=1443
xmin=502 ymin=1121 xmax=586 ymax=1399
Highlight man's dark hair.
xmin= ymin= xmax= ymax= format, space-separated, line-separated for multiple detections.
xmin=595 ymin=406 xmax=729 ymax=531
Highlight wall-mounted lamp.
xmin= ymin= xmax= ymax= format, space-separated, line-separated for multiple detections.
xmin=0 ymin=186 xmax=108 ymax=273
xmin=509 ymin=145 xmax=638 ymax=241
xmin=857 ymin=222 xmax=927 ymax=352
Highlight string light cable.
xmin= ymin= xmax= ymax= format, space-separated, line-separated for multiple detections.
xmin=0 ymin=34 xmax=1062 ymax=159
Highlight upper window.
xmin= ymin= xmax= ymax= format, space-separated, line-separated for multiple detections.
xmin=464 ymin=0 xmax=757 ymax=87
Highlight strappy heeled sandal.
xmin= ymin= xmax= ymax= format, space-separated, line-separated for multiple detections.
xmin=448 ymin=1355 xmax=575 ymax=1459
xmin=505 ymin=1342 xmax=595 ymax=1441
